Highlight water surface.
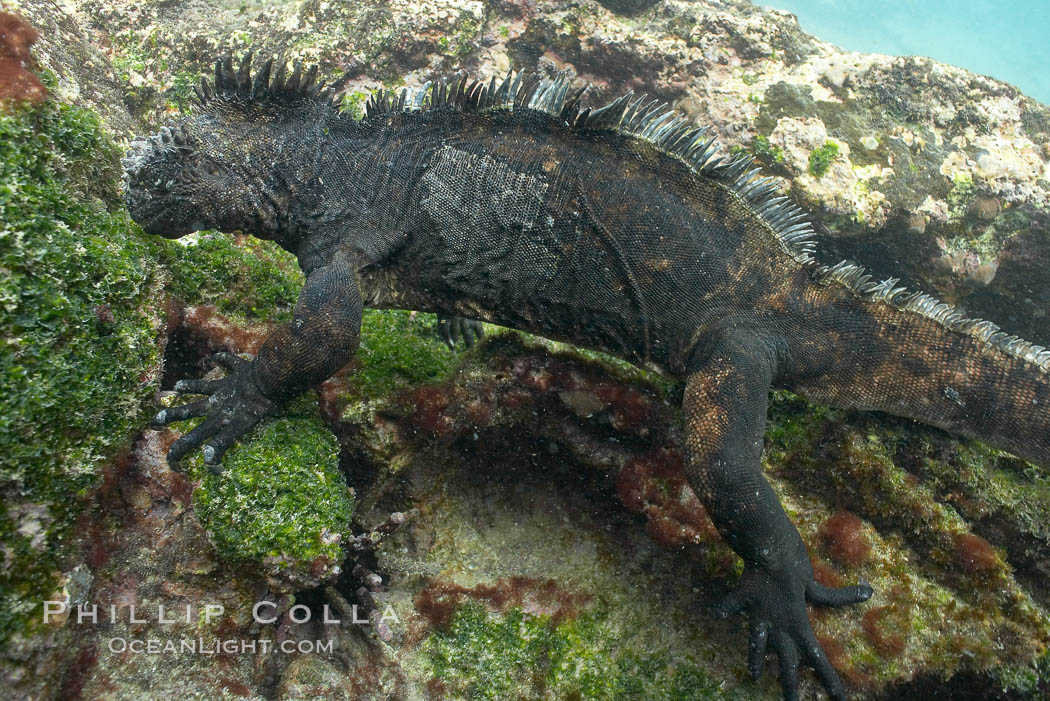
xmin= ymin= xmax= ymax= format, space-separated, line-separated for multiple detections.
xmin=760 ymin=0 xmax=1050 ymax=104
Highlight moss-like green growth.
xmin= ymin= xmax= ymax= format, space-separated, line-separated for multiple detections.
xmin=155 ymin=233 xmax=303 ymax=322
xmin=765 ymin=390 xmax=835 ymax=458
xmin=447 ymin=12 xmax=481 ymax=58
xmin=920 ymin=437 xmax=1050 ymax=547
xmin=186 ymin=395 xmax=353 ymax=564
xmin=109 ymin=29 xmax=149 ymax=84
xmin=0 ymin=93 xmax=161 ymax=644
xmin=424 ymin=602 xmax=750 ymax=700
xmin=166 ymin=70 xmax=201 ymax=112
xmin=946 ymin=173 xmax=975 ymax=219
xmin=752 ymin=134 xmax=785 ymax=166
xmin=347 ymin=309 xmax=459 ymax=402
xmin=338 ymin=89 xmax=372 ymax=120
xmin=808 ymin=141 xmax=839 ymax=177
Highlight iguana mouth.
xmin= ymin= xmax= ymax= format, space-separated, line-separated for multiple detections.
xmin=123 ymin=195 xmax=199 ymax=238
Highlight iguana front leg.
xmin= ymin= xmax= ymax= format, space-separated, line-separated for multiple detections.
xmin=683 ymin=330 xmax=872 ymax=701
xmin=153 ymin=250 xmax=362 ymax=472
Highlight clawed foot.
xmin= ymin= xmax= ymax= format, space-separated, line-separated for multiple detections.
xmin=713 ymin=558 xmax=872 ymax=701
xmin=435 ymin=313 xmax=483 ymax=349
xmin=150 ymin=351 xmax=277 ymax=473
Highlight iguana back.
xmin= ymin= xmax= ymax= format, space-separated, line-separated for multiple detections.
xmin=352 ymin=105 xmax=799 ymax=372
xmin=350 ymin=98 xmax=1048 ymax=470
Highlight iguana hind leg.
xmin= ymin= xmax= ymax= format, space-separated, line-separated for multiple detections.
xmin=683 ymin=330 xmax=871 ymax=701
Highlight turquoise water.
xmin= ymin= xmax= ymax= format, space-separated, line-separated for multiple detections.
xmin=760 ymin=1 xmax=1050 ymax=105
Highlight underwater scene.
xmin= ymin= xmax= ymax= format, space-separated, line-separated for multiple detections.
xmin=762 ymin=0 xmax=1050 ymax=105
xmin=1 ymin=1 xmax=1048 ymax=700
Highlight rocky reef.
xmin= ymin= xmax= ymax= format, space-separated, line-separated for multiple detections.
xmin=1 ymin=1 xmax=1049 ymax=699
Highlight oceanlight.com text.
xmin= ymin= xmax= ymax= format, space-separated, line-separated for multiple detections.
xmin=106 ymin=637 xmax=335 ymax=655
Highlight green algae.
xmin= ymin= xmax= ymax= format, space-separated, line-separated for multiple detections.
xmin=765 ymin=390 xmax=835 ymax=456
xmin=0 ymin=92 xmax=161 ymax=645
xmin=155 ymin=232 xmax=303 ymax=322
xmin=947 ymin=173 xmax=976 ymax=219
xmin=474 ymin=329 xmax=680 ymax=402
xmin=106 ymin=22 xmax=251 ymax=120
xmin=808 ymin=141 xmax=839 ymax=177
xmin=109 ymin=28 xmax=150 ymax=82
xmin=185 ymin=394 xmax=354 ymax=564
xmin=338 ymin=89 xmax=371 ymax=120
xmin=994 ymin=649 xmax=1050 ymax=701
xmin=437 ymin=11 xmax=481 ymax=58
xmin=424 ymin=602 xmax=751 ymax=701
xmin=347 ymin=309 xmax=459 ymax=403
xmin=752 ymin=134 xmax=785 ymax=166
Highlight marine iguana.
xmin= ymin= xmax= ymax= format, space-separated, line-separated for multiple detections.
xmin=122 ymin=54 xmax=1050 ymax=701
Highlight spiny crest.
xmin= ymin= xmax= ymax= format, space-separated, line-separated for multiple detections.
xmin=814 ymin=261 xmax=1050 ymax=373
xmin=363 ymin=70 xmax=588 ymax=121
xmin=194 ymin=53 xmax=351 ymax=108
xmin=366 ymin=68 xmax=1048 ymax=374
xmin=364 ymin=69 xmax=818 ymax=266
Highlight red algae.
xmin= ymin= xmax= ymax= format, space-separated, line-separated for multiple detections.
xmin=646 ymin=514 xmax=692 ymax=547
xmin=811 ymin=558 xmax=847 ymax=589
xmin=218 ymin=678 xmax=252 ymax=697
xmin=818 ymin=511 xmax=871 ymax=566
xmin=181 ymin=304 xmax=269 ymax=355
xmin=406 ymin=385 xmax=455 ymax=436
xmin=593 ymin=382 xmax=654 ymax=434
xmin=615 ymin=457 xmax=649 ymax=512
xmin=425 ymin=677 xmax=450 ymax=699
xmin=413 ymin=576 xmax=591 ymax=634
xmin=954 ymin=532 xmax=999 ymax=574
xmin=0 ymin=12 xmax=47 ymax=108
xmin=817 ymin=634 xmax=871 ymax=687
xmin=614 ymin=448 xmax=718 ymax=547
xmin=861 ymin=606 xmax=907 ymax=658
xmin=317 ymin=365 xmax=354 ymax=425
xmin=58 ymin=643 xmax=99 ymax=701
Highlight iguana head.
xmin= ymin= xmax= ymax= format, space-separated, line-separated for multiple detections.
xmin=123 ymin=115 xmax=258 ymax=238
xmin=122 ymin=54 xmax=345 ymax=242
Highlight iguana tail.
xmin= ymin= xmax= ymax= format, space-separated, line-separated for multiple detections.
xmin=780 ymin=269 xmax=1050 ymax=468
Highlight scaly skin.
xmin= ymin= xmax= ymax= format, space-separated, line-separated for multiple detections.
xmin=123 ymin=55 xmax=1050 ymax=700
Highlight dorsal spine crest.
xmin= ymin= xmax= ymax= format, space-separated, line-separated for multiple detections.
xmin=195 ymin=54 xmax=1050 ymax=374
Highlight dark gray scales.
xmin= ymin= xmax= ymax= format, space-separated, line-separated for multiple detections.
xmin=122 ymin=54 xmax=1050 ymax=701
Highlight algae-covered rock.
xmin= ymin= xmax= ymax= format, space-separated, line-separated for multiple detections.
xmin=183 ymin=395 xmax=355 ymax=592
xmin=329 ymin=334 xmax=1050 ymax=700
xmin=0 ymin=69 xmax=163 ymax=691
xmin=156 ymin=233 xmax=303 ymax=324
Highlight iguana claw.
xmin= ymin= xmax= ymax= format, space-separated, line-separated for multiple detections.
xmin=151 ymin=351 xmax=277 ymax=472
xmin=436 ymin=313 xmax=484 ymax=349
xmin=713 ymin=558 xmax=872 ymax=701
